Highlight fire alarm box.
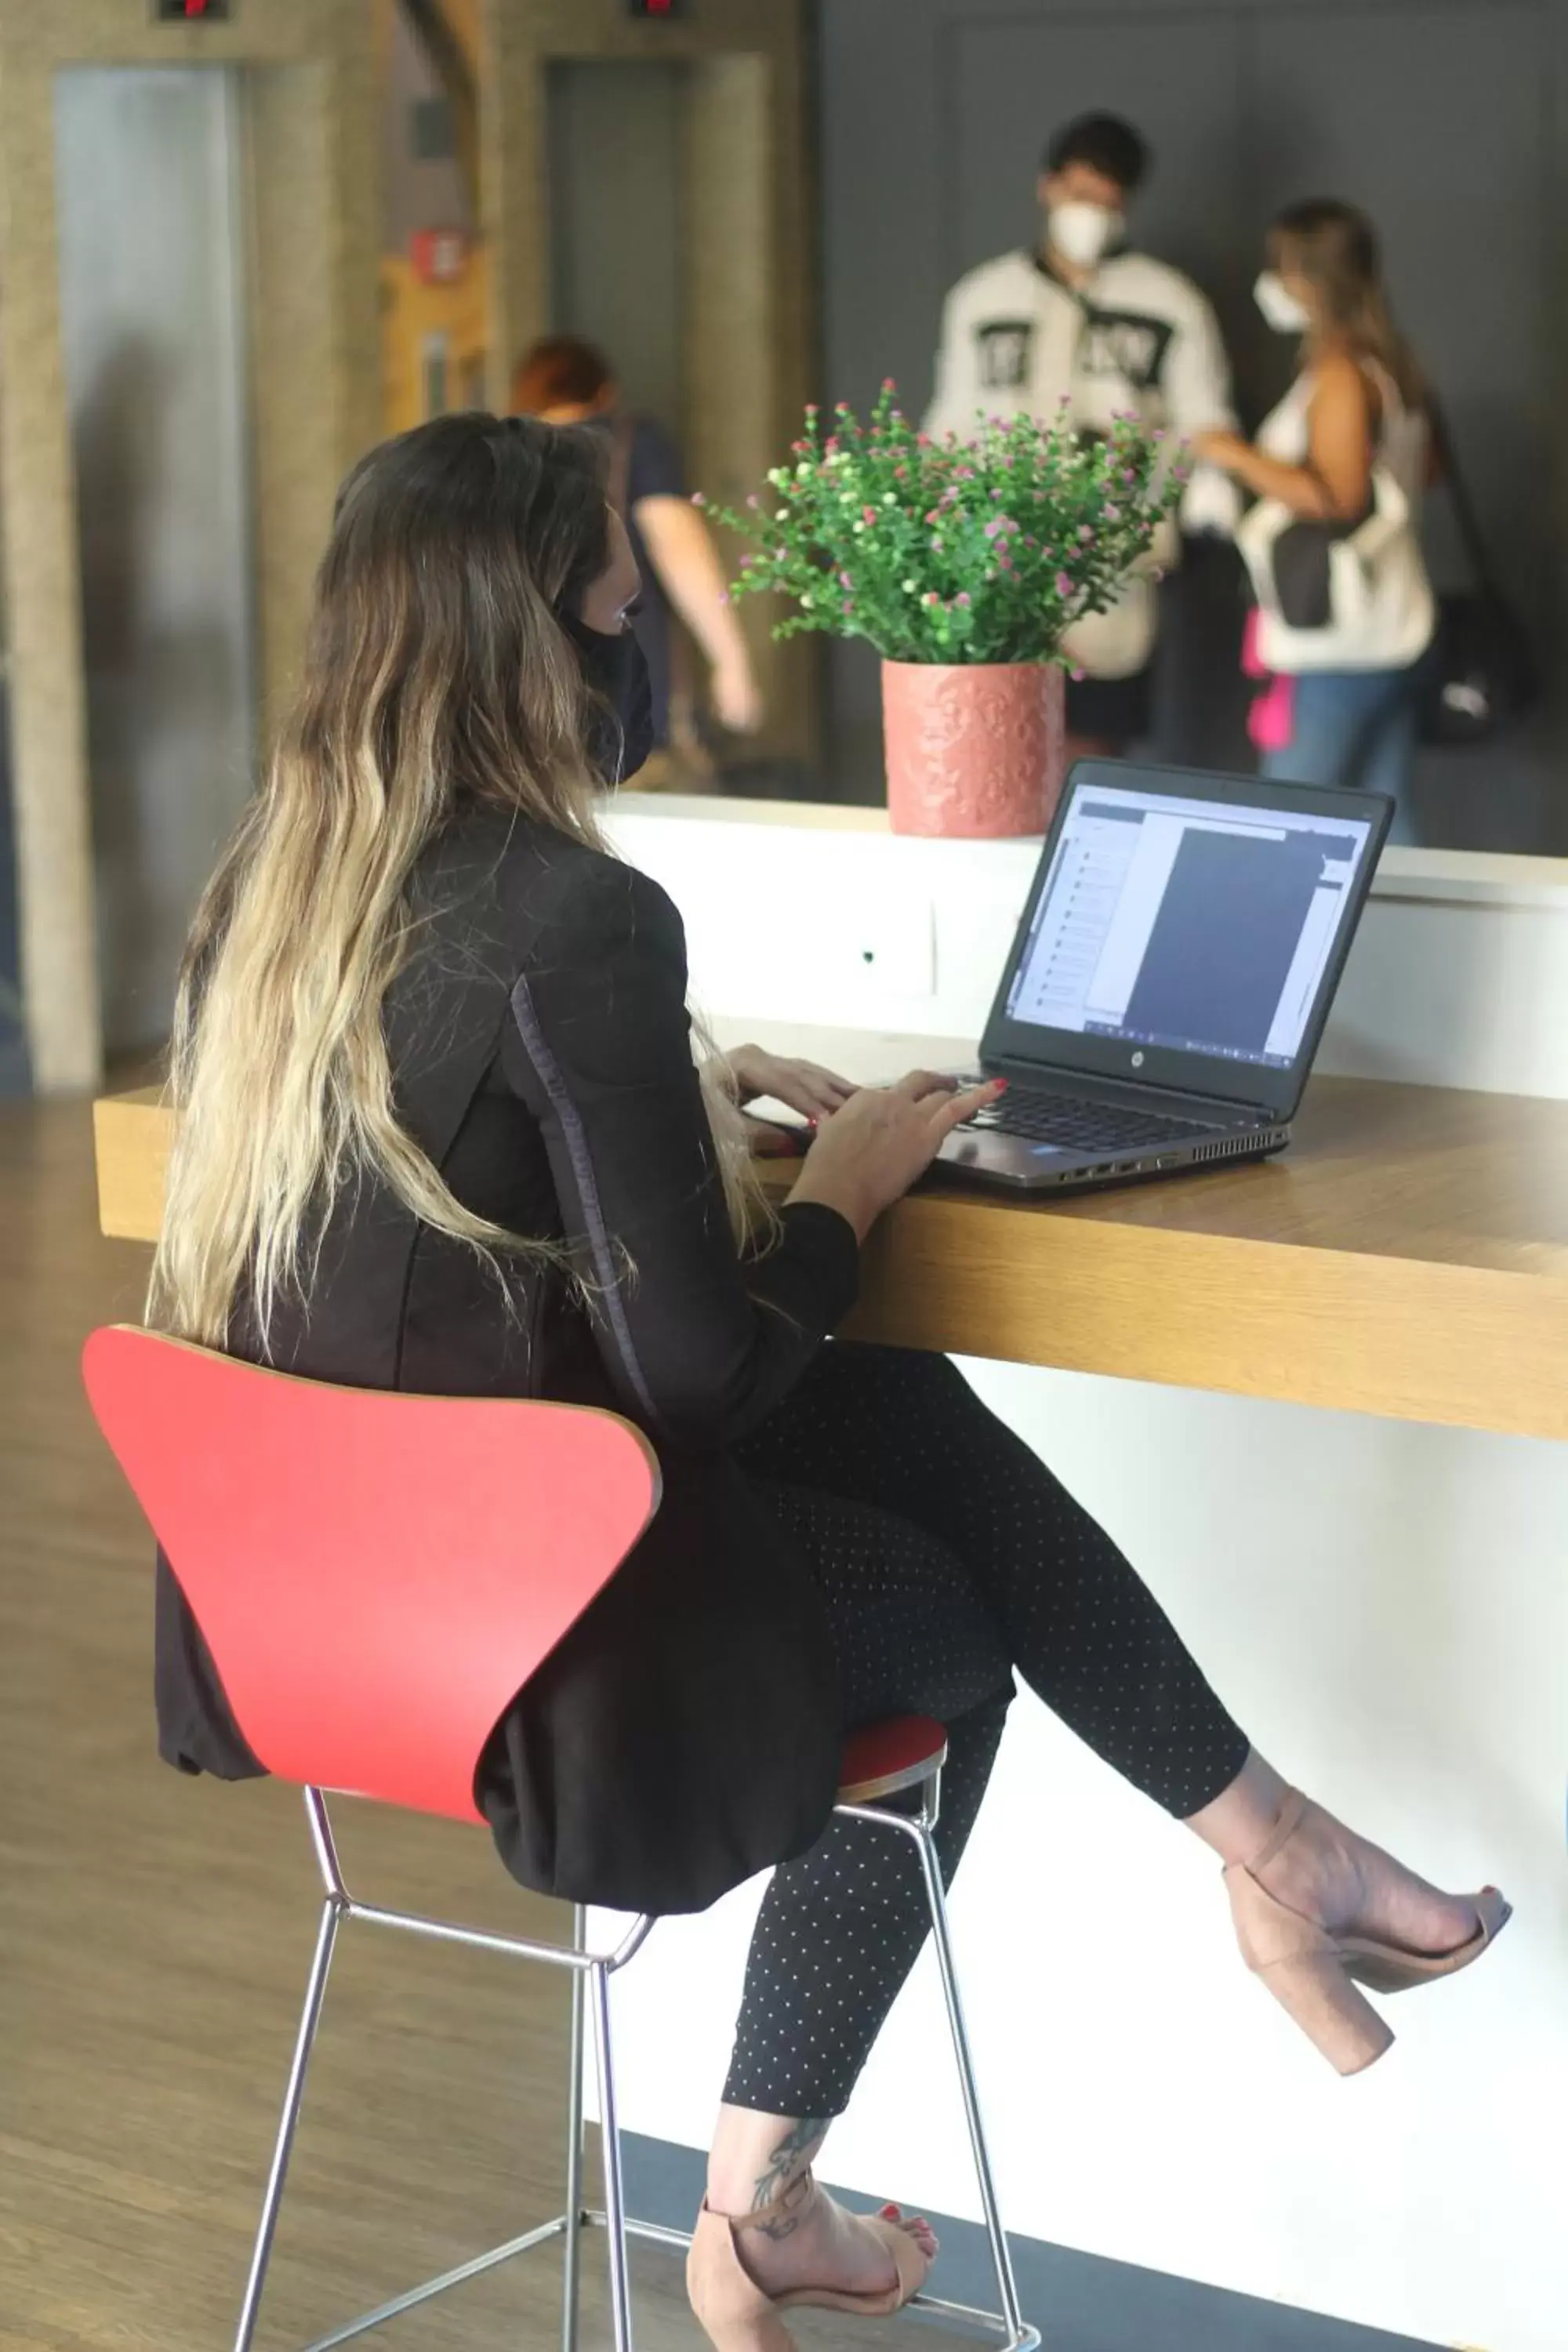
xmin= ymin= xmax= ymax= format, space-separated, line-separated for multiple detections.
xmin=410 ymin=229 xmax=470 ymax=288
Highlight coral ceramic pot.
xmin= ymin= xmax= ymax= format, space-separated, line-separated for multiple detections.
xmin=881 ymin=659 xmax=1066 ymax=838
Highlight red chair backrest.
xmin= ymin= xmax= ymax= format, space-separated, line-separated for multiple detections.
xmin=82 ymin=1326 xmax=661 ymax=1824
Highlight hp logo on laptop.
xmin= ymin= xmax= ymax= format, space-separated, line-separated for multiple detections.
xmin=1131 ymin=1051 xmax=1145 ymax=1069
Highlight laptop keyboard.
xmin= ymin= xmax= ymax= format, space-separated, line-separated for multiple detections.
xmin=964 ymin=1089 xmax=1223 ymax=1152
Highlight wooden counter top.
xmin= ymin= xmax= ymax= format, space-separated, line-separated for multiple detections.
xmin=94 ymin=1077 xmax=1568 ymax=1441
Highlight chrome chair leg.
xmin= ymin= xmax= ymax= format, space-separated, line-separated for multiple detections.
xmin=561 ymin=1904 xmax=588 ymax=2352
xmin=591 ymin=1958 xmax=635 ymax=2352
xmin=909 ymin=1807 xmax=1027 ymax=2346
xmin=233 ymin=1891 xmax=344 ymax=2352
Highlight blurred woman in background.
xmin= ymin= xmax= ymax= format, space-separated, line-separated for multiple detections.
xmin=513 ymin=335 xmax=761 ymax=785
xmin=1197 ymin=200 xmax=1436 ymax=840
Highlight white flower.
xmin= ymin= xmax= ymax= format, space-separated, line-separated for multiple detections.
xmin=882 ymin=493 xmax=896 ymax=506
xmin=852 ymin=521 xmax=866 ymax=535
xmin=796 ymin=463 xmax=811 ymax=478
xmin=800 ymin=593 xmax=814 ymax=607
xmin=775 ymin=509 xmax=789 ymax=521
xmin=766 ymin=467 xmax=786 ymax=488
xmin=902 ymin=578 xmax=917 ymax=592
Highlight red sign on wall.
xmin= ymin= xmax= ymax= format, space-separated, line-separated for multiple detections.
xmin=410 ymin=229 xmax=470 ymax=287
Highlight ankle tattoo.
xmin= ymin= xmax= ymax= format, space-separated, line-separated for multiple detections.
xmin=750 ymin=2118 xmax=827 ymax=2239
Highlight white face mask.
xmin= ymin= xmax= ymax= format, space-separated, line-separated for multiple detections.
xmin=1254 ymin=270 xmax=1312 ymax=335
xmin=1050 ymin=201 xmax=1122 ymax=270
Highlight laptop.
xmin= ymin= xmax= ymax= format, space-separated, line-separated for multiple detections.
xmin=936 ymin=759 xmax=1392 ymax=1193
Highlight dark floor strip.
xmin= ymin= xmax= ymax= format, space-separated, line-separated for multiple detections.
xmin=619 ymin=2131 xmax=1441 ymax=2352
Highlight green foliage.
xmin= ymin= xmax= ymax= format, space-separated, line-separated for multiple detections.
xmin=706 ymin=383 xmax=1187 ymax=666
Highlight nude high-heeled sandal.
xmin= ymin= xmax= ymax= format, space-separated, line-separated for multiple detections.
xmin=687 ymin=2172 xmax=931 ymax=2352
xmin=1225 ymin=1789 xmax=1511 ymax=2076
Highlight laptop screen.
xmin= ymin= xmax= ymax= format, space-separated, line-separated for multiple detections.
xmin=1002 ymin=779 xmax=1376 ymax=1075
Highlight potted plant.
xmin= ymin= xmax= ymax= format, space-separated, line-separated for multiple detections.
xmin=709 ymin=383 xmax=1185 ymax=837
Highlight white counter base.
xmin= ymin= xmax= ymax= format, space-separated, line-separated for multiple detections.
xmin=586 ymin=804 xmax=1568 ymax=2352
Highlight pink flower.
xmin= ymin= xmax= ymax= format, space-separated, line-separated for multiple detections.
xmin=882 ymin=376 xmax=897 ymax=393
xmin=746 ymin=492 xmax=760 ymax=510
xmin=1078 ymin=524 xmax=1094 ymax=543
xmin=691 ymin=492 xmax=707 ymax=508
xmin=1103 ymin=503 xmax=1121 ymax=521
xmin=1055 ymin=572 xmax=1073 ymax=597
xmin=956 ymin=591 xmax=972 ymax=608
xmin=916 ymin=433 xmax=931 ymax=448
xmin=838 ymin=570 xmax=853 ymax=588
xmin=998 ymin=554 xmax=1014 ymax=572
xmin=862 ymin=505 xmax=879 ymax=525
xmin=805 ymin=403 xmax=819 ymax=418
xmin=922 ymin=590 xmax=940 ymax=606
xmin=825 ymin=436 xmax=840 ymax=455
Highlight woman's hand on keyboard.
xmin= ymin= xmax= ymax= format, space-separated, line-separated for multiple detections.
xmin=709 ymin=1043 xmax=855 ymax=1123
xmin=786 ymin=1072 xmax=1004 ymax=1242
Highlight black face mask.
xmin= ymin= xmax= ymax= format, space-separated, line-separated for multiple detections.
xmin=561 ymin=611 xmax=655 ymax=786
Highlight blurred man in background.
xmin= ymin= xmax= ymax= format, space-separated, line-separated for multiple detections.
xmin=925 ymin=111 xmax=1239 ymax=759
xmin=512 ymin=336 xmax=761 ymax=786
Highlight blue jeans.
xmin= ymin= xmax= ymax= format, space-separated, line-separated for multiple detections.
xmin=1260 ymin=657 xmax=1428 ymax=844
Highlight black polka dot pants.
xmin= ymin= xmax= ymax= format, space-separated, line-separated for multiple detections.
xmin=720 ymin=1343 xmax=1250 ymax=2118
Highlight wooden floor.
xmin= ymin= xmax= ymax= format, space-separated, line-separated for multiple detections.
xmin=0 ymin=1094 xmax=897 ymax=2352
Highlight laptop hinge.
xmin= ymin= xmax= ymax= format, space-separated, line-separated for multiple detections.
xmin=985 ymin=1053 xmax=1278 ymax=1124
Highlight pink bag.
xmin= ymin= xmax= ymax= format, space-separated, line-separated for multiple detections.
xmin=1243 ymin=609 xmax=1295 ymax=755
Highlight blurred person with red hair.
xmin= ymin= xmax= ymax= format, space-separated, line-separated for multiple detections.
xmin=513 ymin=336 xmax=761 ymax=782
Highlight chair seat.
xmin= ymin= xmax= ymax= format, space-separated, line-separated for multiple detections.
xmin=837 ymin=1714 xmax=948 ymax=1806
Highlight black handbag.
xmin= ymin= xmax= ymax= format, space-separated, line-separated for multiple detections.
xmin=1420 ymin=403 xmax=1538 ymax=747
xmin=1269 ymin=501 xmax=1372 ymax=630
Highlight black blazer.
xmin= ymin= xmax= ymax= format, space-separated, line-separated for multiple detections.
xmin=155 ymin=810 xmax=859 ymax=1915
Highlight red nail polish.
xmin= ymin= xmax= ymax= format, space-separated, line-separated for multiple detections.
xmin=992 ymin=1078 xmax=1010 ymax=1092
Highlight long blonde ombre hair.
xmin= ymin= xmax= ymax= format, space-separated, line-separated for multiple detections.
xmin=1270 ymin=198 xmax=1425 ymax=408
xmin=151 ymin=412 xmax=760 ymax=1351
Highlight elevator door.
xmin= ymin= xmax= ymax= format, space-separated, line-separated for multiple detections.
xmin=547 ymin=60 xmax=687 ymax=434
xmin=54 ymin=66 xmax=256 ymax=1053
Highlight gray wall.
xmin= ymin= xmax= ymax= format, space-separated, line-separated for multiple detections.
xmin=817 ymin=0 xmax=1568 ymax=848
xmin=383 ymin=7 xmax=473 ymax=252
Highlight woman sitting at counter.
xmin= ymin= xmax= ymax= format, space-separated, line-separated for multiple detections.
xmin=148 ymin=415 xmax=1508 ymax=2352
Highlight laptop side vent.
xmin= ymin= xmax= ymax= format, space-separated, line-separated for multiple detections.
xmin=1192 ymin=1131 xmax=1274 ymax=1166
